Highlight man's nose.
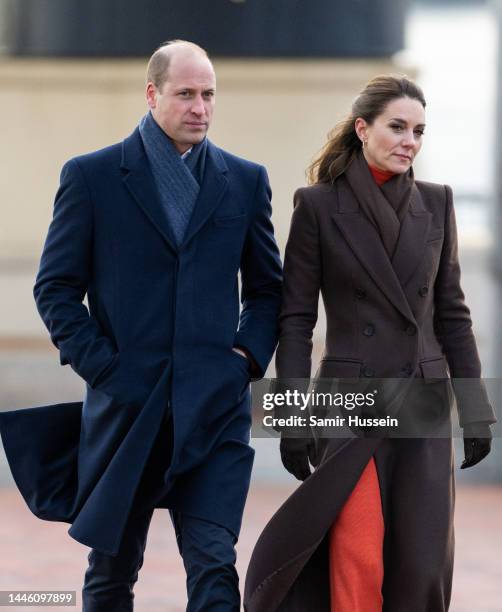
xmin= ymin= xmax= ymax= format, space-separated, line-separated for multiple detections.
xmin=191 ymin=95 xmax=205 ymax=115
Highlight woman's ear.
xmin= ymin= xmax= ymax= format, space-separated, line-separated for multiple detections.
xmin=354 ymin=117 xmax=367 ymax=145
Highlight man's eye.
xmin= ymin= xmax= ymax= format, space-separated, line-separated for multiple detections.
xmin=204 ymin=92 xmax=215 ymax=98
xmin=179 ymin=91 xmax=190 ymax=97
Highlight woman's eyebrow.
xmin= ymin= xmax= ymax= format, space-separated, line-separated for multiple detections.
xmin=388 ymin=117 xmax=426 ymax=128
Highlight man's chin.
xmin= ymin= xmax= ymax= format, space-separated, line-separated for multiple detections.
xmin=185 ymin=131 xmax=208 ymax=145
xmin=174 ymin=133 xmax=207 ymax=154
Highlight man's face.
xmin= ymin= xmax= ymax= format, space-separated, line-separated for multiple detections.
xmin=146 ymin=51 xmax=216 ymax=154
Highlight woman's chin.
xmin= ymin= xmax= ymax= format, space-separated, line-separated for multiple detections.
xmin=388 ymin=160 xmax=412 ymax=174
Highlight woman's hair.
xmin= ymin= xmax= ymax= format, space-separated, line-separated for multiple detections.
xmin=307 ymin=75 xmax=426 ymax=185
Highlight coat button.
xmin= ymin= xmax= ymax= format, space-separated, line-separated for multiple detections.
xmin=363 ymin=324 xmax=375 ymax=337
xmin=362 ymin=366 xmax=375 ymax=377
xmin=402 ymin=362 xmax=413 ymax=376
xmin=355 ymin=288 xmax=366 ymax=299
xmin=405 ymin=324 xmax=417 ymax=336
xmin=418 ymin=285 xmax=429 ymax=297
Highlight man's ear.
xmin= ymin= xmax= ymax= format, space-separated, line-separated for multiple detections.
xmin=146 ymin=82 xmax=157 ymax=109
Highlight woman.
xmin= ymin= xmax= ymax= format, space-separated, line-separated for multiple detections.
xmin=244 ymin=76 xmax=496 ymax=612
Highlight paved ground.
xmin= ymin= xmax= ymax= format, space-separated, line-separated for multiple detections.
xmin=0 ymin=481 xmax=501 ymax=611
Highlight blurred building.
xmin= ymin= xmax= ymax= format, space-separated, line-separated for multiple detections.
xmin=4 ymin=0 xmax=405 ymax=57
xmin=0 ymin=0 xmax=409 ymax=339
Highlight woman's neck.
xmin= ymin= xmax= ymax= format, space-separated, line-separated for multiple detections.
xmin=368 ymin=164 xmax=395 ymax=186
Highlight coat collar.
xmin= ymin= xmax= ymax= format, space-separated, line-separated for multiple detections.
xmin=332 ymin=177 xmax=431 ymax=323
xmin=182 ymin=140 xmax=228 ymax=247
xmin=120 ymin=127 xmax=228 ymax=252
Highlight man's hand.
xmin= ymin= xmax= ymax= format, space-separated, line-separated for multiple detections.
xmin=233 ymin=345 xmax=262 ymax=378
xmin=232 ymin=347 xmax=249 ymax=360
xmin=280 ymin=435 xmax=316 ymax=481
xmin=461 ymin=422 xmax=492 ymax=469
xmin=93 ymin=352 xmax=160 ymax=407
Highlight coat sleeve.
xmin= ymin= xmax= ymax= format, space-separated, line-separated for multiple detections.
xmin=275 ymin=188 xmax=322 ymax=380
xmin=233 ymin=166 xmax=283 ymax=378
xmin=433 ymin=184 xmax=496 ymax=426
xmin=33 ymin=159 xmax=117 ymax=387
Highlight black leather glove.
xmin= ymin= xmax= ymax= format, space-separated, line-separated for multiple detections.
xmin=461 ymin=421 xmax=492 ymax=469
xmin=280 ymin=435 xmax=316 ymax=481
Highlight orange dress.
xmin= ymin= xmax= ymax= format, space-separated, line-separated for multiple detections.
xmin=329 ymin=165 xmax=393 ymax=612
xmin=329 ymin=456 xmax=384 ymax=611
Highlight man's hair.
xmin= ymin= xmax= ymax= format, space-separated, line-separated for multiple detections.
xmin=146 ymin=40 xmax=210 ymax=91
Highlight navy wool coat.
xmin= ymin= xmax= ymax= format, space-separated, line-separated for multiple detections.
xmin=0 ymin=128 xmax=282 ymax=556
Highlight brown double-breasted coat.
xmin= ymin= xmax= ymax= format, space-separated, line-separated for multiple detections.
xmin=244 ymin=174 xmax=495 ymax=611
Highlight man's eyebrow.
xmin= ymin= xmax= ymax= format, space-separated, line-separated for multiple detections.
xmin=174 ymin=86 xmax=216 ymax=93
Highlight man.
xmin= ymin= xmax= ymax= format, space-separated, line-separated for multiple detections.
xmin=0 ymin=40 xmax=282 ymax=611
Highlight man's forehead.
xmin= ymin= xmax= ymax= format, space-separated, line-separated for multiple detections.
xmin=167 ymin=51 xmax=215 ymax=82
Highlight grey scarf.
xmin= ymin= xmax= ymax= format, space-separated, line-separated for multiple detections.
xmin=139 ymin=111 xmax=207 ymax=246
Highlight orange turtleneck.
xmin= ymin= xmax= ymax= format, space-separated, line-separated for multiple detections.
xmin=369 ymin=164 xmax=395 ymax=186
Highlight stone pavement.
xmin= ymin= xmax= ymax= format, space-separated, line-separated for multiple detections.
xmin=0 ymin=479 xmax=501 ymax=612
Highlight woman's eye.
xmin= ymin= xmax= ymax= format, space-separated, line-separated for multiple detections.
xmin=390 ymin=124 xmax=403 ymax=132
xmin=414 ymin=130 xmax=425 ymax=137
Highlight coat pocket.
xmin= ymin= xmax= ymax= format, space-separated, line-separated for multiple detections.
xmin=420 ymin=356 xmax=449 ymax=383
xmin=317 ymin=358 xmax=362 ymax=379
xmin=427 ymin=228 xmax=444 ymax=242
xmin=213 ymin=213 xmax=247 ymax=227
xmin=229 ymin=349 xmax=251 ymax=375
xmin=407 ymin=357 xmax=453 ymax=432
xmin=92 ymin=351 xmax=168 ymax=408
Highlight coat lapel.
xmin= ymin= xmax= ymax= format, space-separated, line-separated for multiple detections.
xmin=391 ymin=184 xmax=432 ymax=287
xmin=120 ymin=127 xmax=178 ymax=253
xmin=332 ymin=179 xmax=415 ymax=323
xmin=181 ymin=141 xmax=229 ymax=248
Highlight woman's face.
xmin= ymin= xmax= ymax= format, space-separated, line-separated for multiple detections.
xmin=355 ymin=96 xmax=426 ymax=174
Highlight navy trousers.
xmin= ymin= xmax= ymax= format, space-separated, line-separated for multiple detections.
xmin=82 ymin=508 xmax=240 ymax=611
xmin=82 ymin=415 xmax=241 ymax=611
